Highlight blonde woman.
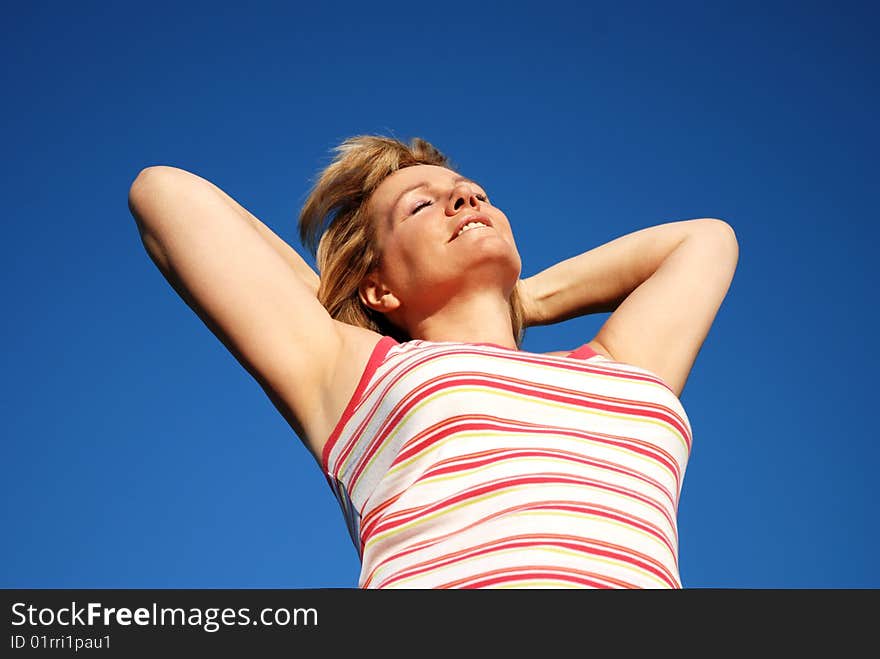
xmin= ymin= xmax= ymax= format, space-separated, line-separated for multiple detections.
xmin=129 ymin=135 xmax=738 ymax=588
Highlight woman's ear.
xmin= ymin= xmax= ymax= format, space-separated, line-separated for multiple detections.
xmin=359 ymin=271 xmax=401 ymax=313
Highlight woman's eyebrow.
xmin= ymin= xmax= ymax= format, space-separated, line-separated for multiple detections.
xmin=391 ymin=176 xmax=480 ymax=213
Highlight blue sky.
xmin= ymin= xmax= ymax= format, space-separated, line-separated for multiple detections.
xmin=2 ymin=0 xmax=876 ymax=588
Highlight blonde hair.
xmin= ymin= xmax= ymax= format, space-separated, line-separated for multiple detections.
xmin=298 ymin=135 xmax=525 ymax=346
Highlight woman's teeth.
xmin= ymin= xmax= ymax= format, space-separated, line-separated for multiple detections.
xmin=456 ymin=221 xmax=489 ymax=238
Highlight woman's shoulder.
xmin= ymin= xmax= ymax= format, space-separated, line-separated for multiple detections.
xmin=540 ymin=340 xmax=613 ymax=359
xmin=298 ymin=324 xmax=389 ymax=465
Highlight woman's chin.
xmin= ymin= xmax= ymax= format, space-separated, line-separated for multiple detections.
xmin=468 ymin=245 xmax=521 ymax=278
xmin=454 ymin=234 xmax=519 ymax=262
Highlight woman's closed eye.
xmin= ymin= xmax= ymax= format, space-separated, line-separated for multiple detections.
xmin=411 ymin=194 xmax=489 ymax=215
xmin=412 ymin=200 xmax=433 ymax=214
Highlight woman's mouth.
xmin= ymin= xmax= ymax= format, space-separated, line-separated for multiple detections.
xmin=450 ymin=215 xmax=493 ymax=241
xmin=455 ymin=221 xmax=491 ymax=238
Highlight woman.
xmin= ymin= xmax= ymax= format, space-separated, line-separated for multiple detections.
xmin=129 ymin=135 xmax=738 ymax=588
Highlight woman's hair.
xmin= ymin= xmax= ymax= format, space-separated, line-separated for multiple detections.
xmin=298 ymin=135 xmax=525 ymax=346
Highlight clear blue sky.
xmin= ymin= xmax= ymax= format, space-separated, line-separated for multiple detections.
xmin=3 ymin=0 xmax=877 ymax=588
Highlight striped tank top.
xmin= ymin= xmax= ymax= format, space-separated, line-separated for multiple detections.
xmin=322 ymin=337 xmax=692 ymax=588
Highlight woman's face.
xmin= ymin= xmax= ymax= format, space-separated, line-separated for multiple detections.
xmin=361 ymin=164 xmax=521 ymax=316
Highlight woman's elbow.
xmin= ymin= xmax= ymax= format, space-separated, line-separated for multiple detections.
xmin=129 ymin=165 xmax=185 ymax=197
xmin=128 ymin=166 xmax=194 ymax=230
xmin=129 ymin=167 xmax=172 ymax=234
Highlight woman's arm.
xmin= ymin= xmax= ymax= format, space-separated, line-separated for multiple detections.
xmin=520 ymin=219 xmax=719 ymax=325
xmin=520 ymin=218 xmax=739 ymax=396
xmin=196 ymin=172 xmax=320 ymax=296
xmin=128 ymin=166 xmax=342 ymax=453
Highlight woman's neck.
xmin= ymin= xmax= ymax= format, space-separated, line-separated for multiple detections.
xmin=403 ymin=289 xmax=518 ymax=350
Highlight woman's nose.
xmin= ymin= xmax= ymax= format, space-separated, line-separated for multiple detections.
xmin=449 ymin=185 xmax=481 ymax=212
